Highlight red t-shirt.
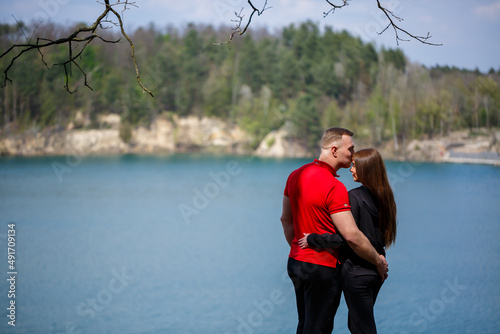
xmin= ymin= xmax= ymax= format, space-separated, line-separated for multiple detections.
xmin=284 ymin=159 xmax=351 ymax=267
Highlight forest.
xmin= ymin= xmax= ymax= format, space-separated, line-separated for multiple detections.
xmin=1 ymin=21 xmax=499 ymax=151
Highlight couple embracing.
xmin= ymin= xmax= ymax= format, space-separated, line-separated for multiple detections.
xmin=280 ymin=127 xmax=397 ymax=334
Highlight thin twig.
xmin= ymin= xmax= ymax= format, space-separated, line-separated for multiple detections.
xmin=1 ymin=0 xmax=153 ymax=95
xmin=214 ymin=0 xmax=272 ymax=45
xmin=108 ymin=4 xmax=154 ymax=96
xmin=323 ymin=0 xmax=350 ymax=18
xmin=375 ymin=0 xmax=442 ymax=46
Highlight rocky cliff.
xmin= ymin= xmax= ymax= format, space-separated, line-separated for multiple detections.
xmin=1 ymin=114 xmax=499 ymax=165
xmin=0 ymin=114 xmax=253 ymax=157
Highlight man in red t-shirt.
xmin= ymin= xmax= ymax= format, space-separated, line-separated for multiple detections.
xmin=281 ymin=127 xmax=388 ymax=334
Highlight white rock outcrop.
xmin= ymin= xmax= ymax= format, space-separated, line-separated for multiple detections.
xmin=0 ymin=115 xmax=253 ymax=156
xmin=255 ymin=125 xmax=311 ymax=158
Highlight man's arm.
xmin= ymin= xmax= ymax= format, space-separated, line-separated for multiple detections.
xmin=280 ymin=196 xmax=294 ymax=247
xmin=331 ymin=210 xmax=388 ymax=281
xmin=307 ymin=233 xmax=346 ymax=249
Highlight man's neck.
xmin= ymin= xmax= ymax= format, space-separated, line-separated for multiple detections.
xmin=318 ymin=153 xmax=340 ymax=172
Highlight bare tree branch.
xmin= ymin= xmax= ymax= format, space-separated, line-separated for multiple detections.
xmin=214 ymin=0 xmax=272 ymax=46
xmin=374 ymin=0 xmax=442 ymax=46
xmin=0 ymin=0 xmax=154 ymax=96
xmin=323 ymin=0 xmax=350 ymax=17
xmin=1 ymin=0 xmax=442 ymax=96
xmin=324 ymin=0 xmax=442 ymax=46
xmin=219 ymin=0 xmax=441 ymax=46
xmin=106 ymin=3 xmax=153 ymax=97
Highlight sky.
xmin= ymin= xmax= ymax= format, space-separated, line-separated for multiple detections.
xmin=1 ymin=0 xmax=499 ymax=73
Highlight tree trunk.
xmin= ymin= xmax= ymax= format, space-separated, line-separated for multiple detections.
xmin=428 ymin=114 xmax=434 ymax=139
xmin=231 ymin=52 xmax=240 ymax=122
xmin=3 ymin=85 xmax=9 ymax=126
xmin=483 ymin=96 xmax=489 ymax=129
xmin=391 ymin=113 xmax=398 ymax=150
xmin=12 ymin=85 xmax=17 ymax=123
xmin=474 ymin=88 xmax=479 ymax=132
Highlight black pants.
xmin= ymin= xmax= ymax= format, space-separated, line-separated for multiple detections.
xmin=287 ymin=257 xmax=342 ymax=334
xmin=341 ymin=261 xmax=383 ymax=334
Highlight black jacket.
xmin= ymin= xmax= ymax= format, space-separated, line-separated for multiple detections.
xmin=307 ymin=185 xmax=385 ymax=271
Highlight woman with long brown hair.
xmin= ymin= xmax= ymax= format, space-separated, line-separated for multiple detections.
xmin=299 ymin=148 xmax=397 ymax=333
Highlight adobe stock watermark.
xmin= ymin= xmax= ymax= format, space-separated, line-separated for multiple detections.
xmin=350 ymin=0 xmax=415 ymax=41
xmin=51 ymin=131 xmax=104 ymax=183
xmin=178 ymin=160 xmax=243 ymax=224
xmin=64 ymin=267 xmax=134 ymax=334
xmin=225 ymin=288 xmax=286 ymax=334
xmin=400 ymin=277 xmax=467 ymax=333
xmin=20 ymin=0 xmax=70 ymax=23
xmin=387 ymin=135 xmax=453 ymax=187
xmin=212 ymin=0 xmax=247 ymax=22
xmin=223 ymin=270 xmax=293 ymax=334
xmin=387 ymin=158 xmax=422 ymax=188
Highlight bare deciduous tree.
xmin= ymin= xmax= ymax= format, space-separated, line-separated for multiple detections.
xmin=0 ymin=0 xmax=153 ymax=96
xmin=1 ymin=0 xmax=441 ymax=94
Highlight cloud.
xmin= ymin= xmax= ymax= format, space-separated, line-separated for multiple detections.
xmin=475 ymin=0 xmax=500 ymax=20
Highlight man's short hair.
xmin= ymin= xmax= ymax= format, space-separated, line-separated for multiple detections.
xmin=321 ymin=127 xmax=354 ymax=149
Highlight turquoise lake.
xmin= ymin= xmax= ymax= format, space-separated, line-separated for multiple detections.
xmin=0 ymin=154 xmax=499 ymax=333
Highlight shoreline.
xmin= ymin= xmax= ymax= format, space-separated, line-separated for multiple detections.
xmin=1 ymin=117 xmax=499 ymax=167
xmin=443 ymin=151 xmax=500 ymax=166
xmin=1 ymin=146 xmax=499 ymax=167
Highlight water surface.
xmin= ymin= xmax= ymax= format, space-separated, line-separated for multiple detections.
xmin=0 ymin=154 xmax=499 ymax=333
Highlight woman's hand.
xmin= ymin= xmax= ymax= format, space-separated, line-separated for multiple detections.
xmin=298 ymin=233 xmax=311 ymax=249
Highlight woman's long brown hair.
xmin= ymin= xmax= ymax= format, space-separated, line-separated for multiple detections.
xmin=353 ymin=148 xmax=397 ymax=247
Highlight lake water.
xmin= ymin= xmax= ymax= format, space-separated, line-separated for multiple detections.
xmin=0 ymin=154 xmax=499 ymax=334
